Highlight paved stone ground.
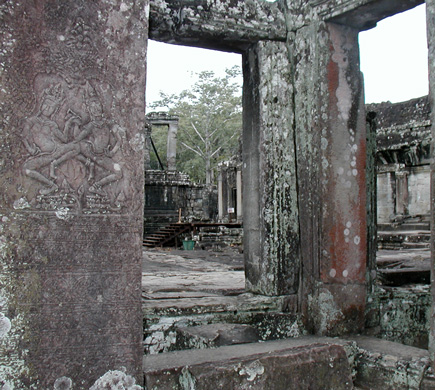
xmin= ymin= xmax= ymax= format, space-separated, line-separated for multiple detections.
xmin=142 ymin=247 xmax=430 ymax=299
xmin=142 ymin=248 xmax=245 ymax=300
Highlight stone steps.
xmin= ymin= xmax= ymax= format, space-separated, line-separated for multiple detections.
xmin=350 ymin=336 xmax=434 ymax=390
xmin=143 ymin=335 xmax=435 ymax=389
xmin=143 ymin=337 xmax=355 ymax=390
xmin=143 ymin=293 xmax=300 ymax=355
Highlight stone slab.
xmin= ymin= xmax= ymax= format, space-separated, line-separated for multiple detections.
xmin=349 ymin=336 xmax=430 ymax=390
xmin=144 ymin=337 xmax=354 ymax=390
xmin=176 ymin=323 xmax=260 ymax=349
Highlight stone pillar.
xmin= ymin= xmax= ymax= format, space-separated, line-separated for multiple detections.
xmin=167 ymin=122 xmax=178 ymax=171
xmin=218 ymin=171 xmax=224 ymax=221
xmin=365 ymin=112 xmax=378 ymax=327
xmin=0 ymin=2 xmax=148 ymax=388
xmin=426 ymin=0 xmax=435 ymax=368
xmin=242 ymin=40 xmax=300 ymax=296
xmin=395 ymin=170 xmax=409 ymax=216
xmin=236 ymin=169 xmax=243 ymax=222
xmin=144 ymin=121 xmax=152 ymax=170
xmin=292 ymin=22 xmax=367 ymax=335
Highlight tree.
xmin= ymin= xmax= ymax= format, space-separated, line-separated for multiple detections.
xmin=149 ymin=66 xmax=242 ymax=185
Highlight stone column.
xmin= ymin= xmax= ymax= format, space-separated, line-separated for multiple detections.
xmin=395 ymin=170 xmax=409 ymax=216
xmin=0 ymin=1 xmax=148 ymax=388
xmin=292 ymin=22 xmax=367 ymax=335
xmin=242 ymin=40 xmax=300 ymax=296
xmin=218 ymin=171 xmax=224 ymax=221
xmin=236 ymin=169 xmax=243 ymax=222
xmin=167 ymin=121 xmax=178 ymax=171
xmin=426 ymin=0 xmax=435 ymax=368
xmin=144 ymin=121 xmax=152 ymax=170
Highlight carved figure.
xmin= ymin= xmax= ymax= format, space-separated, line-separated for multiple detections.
xmin=22 ymin=81 xmax=125 ymax=202
xmin=77 ymin=82 xmax=124 ymax=196
xmin=22 ymin=84 xmax=69 ymax=195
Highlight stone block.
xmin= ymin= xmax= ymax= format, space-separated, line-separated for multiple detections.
xmin=175 ymin=323 xmax=260 ymax=350
xmin=144 ymin=338 xmax=353 ymax=390
xmin=350 ymin=336 xmax=430 ymax=390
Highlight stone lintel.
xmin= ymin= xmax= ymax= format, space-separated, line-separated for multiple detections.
xmin=313 ymin=0 xmax=424 ymax=31
xmin=149 ymin=0 xmax=287 ymax=52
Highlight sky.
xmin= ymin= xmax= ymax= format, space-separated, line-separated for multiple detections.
xmin=145 ymin=3 xmax=428 ymax=110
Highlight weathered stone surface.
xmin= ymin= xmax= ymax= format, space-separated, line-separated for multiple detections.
xmin=374 ymin=285 xmax=430 ymax=349
xmin=427 ymin=0 xmax=435 ymax=372
xmin=0 ymin=1 xmax=147 ymax=387
xmin=291 ymin=20 xmax=367 ymax=335
xmin=144 ymin=337 xmax=354 ymax=390
xmin=350 ymin=335 xmax=431 ymax=390
xmin=312 ymin=0 xmax=424 ymax=30
xmin=149 ymin=0 xmax=286 ymax=52
xmin=176 ymin=323 xmax=260 ymax=349
xmin=243 ymin=40 xmax=300 ymax=296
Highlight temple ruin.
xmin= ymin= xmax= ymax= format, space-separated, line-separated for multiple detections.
xmin=1 ymin=0 xmax=435 ymax=388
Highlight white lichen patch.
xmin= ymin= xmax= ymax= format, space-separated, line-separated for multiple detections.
xmin=129 ymin=132 xmax=145 ymax=152
xmin=55 ymin=208 xmax=71 ymax=221
xmin=12 ymin=198 xmax=30 ymax=210
xmin=237 ymin=360 xmax=265 ymax=382
xmin=179 ymin=367 xmax=197 ymax=390
xmin=90 ymin=369 xmax=141 ymax=390
xmin=53 ymin=376 xmax=72 ymax=390
xmin=0 ymin=313 xmax=11 ymax=338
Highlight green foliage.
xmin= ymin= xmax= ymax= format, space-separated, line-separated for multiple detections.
xmin=149 ymin=66 xmax=242 ymax=184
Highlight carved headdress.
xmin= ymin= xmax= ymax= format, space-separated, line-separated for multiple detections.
xmin=84 ymin=81 xmax=100 ymax=104
xmin=41 ymin=83 xmax=64 ymax=106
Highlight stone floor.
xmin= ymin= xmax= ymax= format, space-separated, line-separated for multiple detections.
xmin=142 ymin=248 xmax=245 ymax=300
xmin=142 ymin=247 xmax=430 ymax=297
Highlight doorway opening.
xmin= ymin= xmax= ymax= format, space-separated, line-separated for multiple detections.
xmin=143 ymin=41 xmax=249 ymax=354
xmin=360 ymin=4 xmax=430 ymax=348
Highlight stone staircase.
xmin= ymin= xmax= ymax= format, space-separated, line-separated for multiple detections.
xmin=142 ymin=249 xmax=435 ymax=389
xmin=142 ymin=292 xmax=435 ymax=389
xmin=143 ymin=326 xmax=435 ymax=389
xmin=143 ymin=223 xmax=192 ymax=248
xmin=377 ymin=216 xmax=430 ymax=250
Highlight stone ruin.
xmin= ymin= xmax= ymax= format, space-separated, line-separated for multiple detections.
xmin=143 ymin=112 xmax=217 ymax=237
xmin=1 ymin=0 xmax=435 ymax=388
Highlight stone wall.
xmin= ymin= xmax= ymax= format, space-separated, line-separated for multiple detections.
xmin=367 ymin=96 xmax=431 ymax=224
xmin=144 ymin=170 xmax=217 ymax=234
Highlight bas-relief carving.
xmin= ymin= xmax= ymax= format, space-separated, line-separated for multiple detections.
xmin=21 ymin=80 xmax=128 ymax=214
xmin=15 ymin=17 xmax=138 ymax=216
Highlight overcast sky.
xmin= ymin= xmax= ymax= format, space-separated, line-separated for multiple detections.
xmin=145 ymin=4 xmax=428 ymax=110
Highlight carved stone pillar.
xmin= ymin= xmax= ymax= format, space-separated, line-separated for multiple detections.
xmin=0 ymin=1 xmax=148 ymax=387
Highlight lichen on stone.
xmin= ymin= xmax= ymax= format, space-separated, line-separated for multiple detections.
xmin=53 ymin=376 xmax=72 ymax=390
xmin=89 ymin=369 xmax=141 ymax=390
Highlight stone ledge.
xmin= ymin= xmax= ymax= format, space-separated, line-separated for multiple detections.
xmin=144 ymin=337 xmax=353 ymax=390
xmin=349 ymin=335 xmax=431 ymax=390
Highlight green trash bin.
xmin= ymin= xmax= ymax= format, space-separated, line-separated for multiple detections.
xmin=182 ymin=240 xmax=195 ymax=250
